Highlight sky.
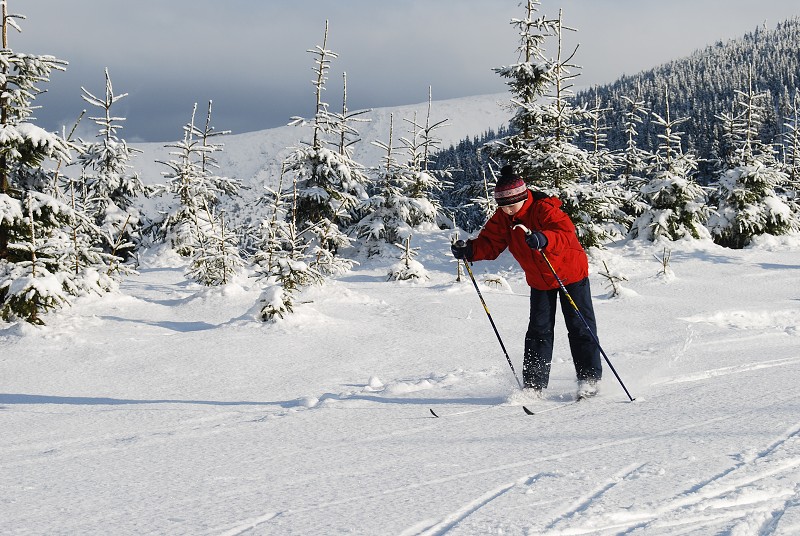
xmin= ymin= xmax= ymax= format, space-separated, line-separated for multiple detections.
xmin=13 ymin=0 xmax=800 ymax=142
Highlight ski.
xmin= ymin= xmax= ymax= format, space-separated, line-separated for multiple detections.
xmin=522 ymin=396 xmax=589 ymax=415
xmin=428 ymin=404 xmax=507 ymax=418
xmin=430 ymin=394 xmax=597 ymax=418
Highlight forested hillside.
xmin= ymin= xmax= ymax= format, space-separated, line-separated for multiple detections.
xmin=435 ymin=17 xmax=800 ymax=188
xmin=579 ymin=18 xmax=800 ymax=176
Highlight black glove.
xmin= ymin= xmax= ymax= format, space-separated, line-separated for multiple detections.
xmin=450 ymin=239 xmax=471 ymax=260
xmin=525 ymin=231 xmax=548 ymax=251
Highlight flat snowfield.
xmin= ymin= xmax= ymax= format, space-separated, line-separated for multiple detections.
xmin=2 ymin=232 xmax=800 ymax=535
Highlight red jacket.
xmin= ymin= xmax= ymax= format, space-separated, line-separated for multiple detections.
xmin=468 ymin=190 xmax=588 ymax=291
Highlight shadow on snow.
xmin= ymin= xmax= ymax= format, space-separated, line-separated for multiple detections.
xmin=0 ymin=392 xmax=506 ymax=409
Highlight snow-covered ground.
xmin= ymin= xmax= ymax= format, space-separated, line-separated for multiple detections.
xmin=3 ymin=93 xmax=800 ymax=534
xmin=2 ymin=229 xmax=800 ymax=535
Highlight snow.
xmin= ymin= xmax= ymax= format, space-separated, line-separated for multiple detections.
xmin=0 ymin=193 xmax=24 ymax=223
xmin=3 ymin=231 xmax=800 ymax=534
xmin=0 ymin=123 xmax=64 ymax=151
xmin=3 ymin=94 xmax=800 ymax=534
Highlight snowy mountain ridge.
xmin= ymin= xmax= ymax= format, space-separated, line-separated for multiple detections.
xmin=131 ymin=92 xmax=514 ymax=190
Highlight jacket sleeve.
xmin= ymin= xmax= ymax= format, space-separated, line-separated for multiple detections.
xmin=467 ymin=212 xmax=510 ymax=261
xmin=536 ymin=199 xmax=579 ymax=253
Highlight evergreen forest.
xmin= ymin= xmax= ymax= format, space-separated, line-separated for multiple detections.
xmin=436 ymin=15 xmax=800 ymax=237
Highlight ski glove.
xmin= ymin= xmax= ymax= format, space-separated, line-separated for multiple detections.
xmin=451 ymin=239 xmax=472 ymax=260
xmin=525 ymin=231 xmax=548 ymax=251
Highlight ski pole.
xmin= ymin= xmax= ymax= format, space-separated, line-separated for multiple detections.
xmin=462 ymin=259 xmax=523 ymax=389
xmin=513 ymin=224 xmax=635 ymax=402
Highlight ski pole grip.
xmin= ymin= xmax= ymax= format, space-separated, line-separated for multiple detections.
xmin=512 ymin=223 xmax=531 ymax=236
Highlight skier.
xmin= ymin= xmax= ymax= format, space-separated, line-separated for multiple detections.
xmin=451 ymin=165 xmax=602 ymax=399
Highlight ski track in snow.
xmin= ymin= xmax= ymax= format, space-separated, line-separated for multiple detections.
xmin=543 ymin=462 xmax=650 ymax=531
xmin=391 ymin=413 xmax=737 ymax=534
xmin=217 ymin=513 xmax=280 ymax=536
xmin=390 ymin=388 xmax=800 ymax=535
xmin=522 ymin=402 xmax=800 ymax=535
xmin=652 ymin=355 xmax=800 ymax=386
xmin=410 ymin=481 xmax=519 ymax=536
xmin=592 ymin=433 xmax=800 ymax=534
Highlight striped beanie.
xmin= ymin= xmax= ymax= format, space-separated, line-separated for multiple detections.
xmin=494 ymin=165 xmax=528 ymax=206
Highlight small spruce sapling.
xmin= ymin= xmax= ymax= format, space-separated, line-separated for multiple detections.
xmin=653 ymin=247 xmax=674 ymax=280
xmin=598 ymin=260 xmax=628 ymax=298
xmin=388 ymin=235 xmax=427 ymax=281
xmin=450 ymin=231 xmax=464 ymax=283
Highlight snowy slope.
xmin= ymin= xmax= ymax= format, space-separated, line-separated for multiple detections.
xmin=3 ymin=93 xmax=800 ymax=535
xmin=128 ymin=92 xmax=513 ymax=229
xmin=130 ymin=92 xmax=514 ymax=187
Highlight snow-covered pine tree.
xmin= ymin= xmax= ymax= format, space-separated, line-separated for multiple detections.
xmin=0 ymin=1 xmax=116 ymax=323
xmin=783 ymin=89 xmax=800 ymax=185
xmin=55 ymin=110 xmax=135 ymax=284
xmin=154 ymin=105 xmax=206 ymax=255
xmin=186 ymin=101 xmax=243 ymax=285
xmin=312 ymin=72 xmax=371 ymax=277
xmin=353 ymin=114 xmax=418 ymax=256
xmin=186 ymin=208 xmax=243 ymax=286
xmin=74 ymin=68 xmax=146 ymax=260
xmin=537 ymin=12 xmax=628 ymax=248
xmin=251 ymin=172 xmax=290 ymax=317
xmin=708 ymin=67 xmax=797 ymax=248
xmin=1 ymin=193 xmax=70 ymax=324
xmin=401 ymin=113 xmax=432 ymax=221
xmin=400 ymin=87 xmax=451 ymax=228
xmin=586 ymin=87 xmax=618 ymax=184
xmin=580 ymin=86 xmax=629 ymax=243
xmin=484 ymin=0 xmax=558 ymax=179
xmin=60 ymin=107 xmax=130 ymax=289
xmin=631 ymin=86 xmax=711 ymax=241
xmin=283 ymin=21 xmax=366 ymax=276
xmin=251 ymin=169 xmax=297 ymax=280
xmin=33 ymin=115 xmax=125 ymax=306
xmin=154 ymin=102 xmax=240 ymax=258
xmin=488 ymin=5 xmax=593 ymax=191
xmin=387 ymin=235 xmax=427 ymax=281
xmin=252 ymin=169 xmax=324 ymax=321
xmin=618 ymin=85 xmax=653 ymax=219
xmin=782 ymin=89 xmax=800 ymax=208
xmin=539 ymin=12 xmax=615 ymax=248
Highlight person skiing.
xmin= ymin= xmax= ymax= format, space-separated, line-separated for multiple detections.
xmin=451 ymin=165 xmax=602 ymax=399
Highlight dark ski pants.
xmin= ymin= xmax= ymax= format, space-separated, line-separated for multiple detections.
xmin=523 ymin=277 xmax=602 ymax=389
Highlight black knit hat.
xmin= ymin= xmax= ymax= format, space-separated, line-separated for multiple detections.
xmin=494 ymin=165 xmax=528 ymax=206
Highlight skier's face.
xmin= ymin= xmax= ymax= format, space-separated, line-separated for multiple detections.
xmin=500 ymin=200 xmax=524 ymax=216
